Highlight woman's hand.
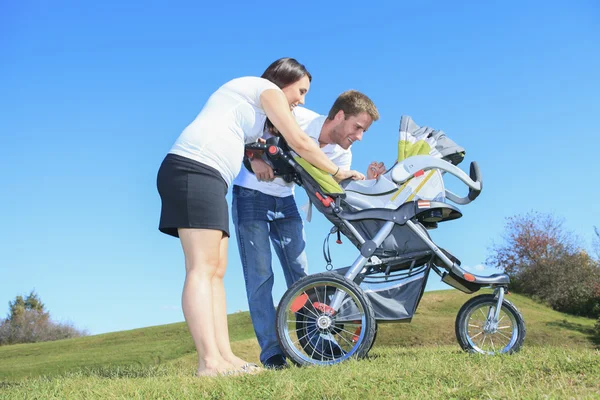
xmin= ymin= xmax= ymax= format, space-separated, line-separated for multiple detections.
xmin=367 ymin=161 xmax=386 ymax=179
xmin=334 ymin=169 xmax=365 ymax=182
xmin=251 ymin=159 xmax=275 ymax=181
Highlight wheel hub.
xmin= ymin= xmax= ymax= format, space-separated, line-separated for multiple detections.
xmin=483 ymin=319 xmax=498 ymax=334
xmin=317 ymin=315 xmax=332 ymax=330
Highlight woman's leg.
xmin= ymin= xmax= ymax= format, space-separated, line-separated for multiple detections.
xmin=211 ymin=235 xmax=259 ymax=370
xmin=178 ymin=228 xmax=234 ymax=376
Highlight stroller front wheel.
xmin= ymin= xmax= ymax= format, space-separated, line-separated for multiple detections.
xmin=276 ymin=272 xmax=377 ymax=366
xmin=455 ymin=294 xmax=526 ymax=355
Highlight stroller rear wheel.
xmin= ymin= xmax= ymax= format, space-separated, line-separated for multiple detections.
xmin=455 ymin=294 xmax=526 ymax=355
xmin=276 ymin=272 xmax=377 ymax=366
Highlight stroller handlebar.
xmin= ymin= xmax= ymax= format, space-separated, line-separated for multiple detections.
xmin=390 ymin=155 xmax=483 ymax=205
xmin=244 ymin=138 xmax=299 ymax=183
xmin=245 ymin=142 xmax=269 ymax=153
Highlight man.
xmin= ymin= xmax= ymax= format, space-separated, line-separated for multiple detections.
xmin=232 ymin=90 xmax=384 ymax=369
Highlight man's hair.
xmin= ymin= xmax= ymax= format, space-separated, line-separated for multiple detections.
xmin=327 ymin=90 xmax=379 ymax=121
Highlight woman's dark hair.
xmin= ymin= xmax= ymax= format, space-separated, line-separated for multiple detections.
xmin=262 ymin=57 xmax=312 ymax=89
xmin=262 ymin=58 xmax=311 ymax=135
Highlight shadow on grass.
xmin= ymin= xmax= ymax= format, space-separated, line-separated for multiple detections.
xmin=0 ymin=381 xmax=25 ymax=389
xmin=546 ymin=320 xmax=600 ymax=348
xmin=75 ymin=364 xmax=172 ymax=379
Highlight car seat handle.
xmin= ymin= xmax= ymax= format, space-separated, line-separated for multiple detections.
xmin=468 ymin=161 xmax=483 ymax=201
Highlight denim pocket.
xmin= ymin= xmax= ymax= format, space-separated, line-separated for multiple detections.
xmin=235 ymin=185 xmax=258 ymax=198
xmin=233 ymin=186 xmax=273 ymax=222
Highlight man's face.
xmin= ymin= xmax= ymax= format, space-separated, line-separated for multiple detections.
xmin=332 ymin=111 xmax=373 ymax=150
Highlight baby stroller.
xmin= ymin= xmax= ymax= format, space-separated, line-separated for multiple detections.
xmin=244 ymin=116 xmax=526 ymax=366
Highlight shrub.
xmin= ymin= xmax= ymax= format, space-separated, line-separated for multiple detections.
xmin=0 ymin=291 xmax=87 ymax=346
xmin=487 ymin=212 xmax=600 ymax=318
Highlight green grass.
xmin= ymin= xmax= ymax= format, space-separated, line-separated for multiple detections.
xmin=0 ymin=311 xmax=255 ymax=381
xmin=1 ymin=290 xmax=598 ymax=399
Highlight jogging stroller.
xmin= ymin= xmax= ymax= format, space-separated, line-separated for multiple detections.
xmin=244 ymin=116 xmax=526 ymax=366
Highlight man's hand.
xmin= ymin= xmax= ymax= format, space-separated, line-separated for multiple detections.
xmin=252 ymin=158 xmax=275 ymax=181
xmin=367 ymin=161 xmax=386 ymax=179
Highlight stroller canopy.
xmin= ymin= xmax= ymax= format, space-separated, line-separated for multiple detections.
xmin=398 ymin=116 xmax=465 ymax=164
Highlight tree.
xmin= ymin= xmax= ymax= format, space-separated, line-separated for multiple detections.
xmin=0 ymin=291 xmax=87 ymax=346
xmin=7 ymin=290 xmax=48 ymax=320
xmin=594 ymin=227 xmax=600 ymax=336
xmin=593 ymin=226 xmax=600 ymax=260
xmin=487 ymin=212 xmax=600 ymax=318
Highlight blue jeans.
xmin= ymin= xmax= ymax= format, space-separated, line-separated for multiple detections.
xmin=232 ymin=185 xmax=308 ymax=364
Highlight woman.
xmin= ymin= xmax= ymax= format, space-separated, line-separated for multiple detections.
xmin=157 ymin=58 xmax=364 ymax=377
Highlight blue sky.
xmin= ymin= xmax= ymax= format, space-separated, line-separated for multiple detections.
xmin=1 ymin=1 xmax=598 ymax=335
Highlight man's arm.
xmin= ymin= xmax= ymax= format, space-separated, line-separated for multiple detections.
xmin=251 ymin=158 xmax=275 ymax=182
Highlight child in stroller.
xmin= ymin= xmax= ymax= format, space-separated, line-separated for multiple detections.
xmin=244 ymin=116 xmax=526 ymax=366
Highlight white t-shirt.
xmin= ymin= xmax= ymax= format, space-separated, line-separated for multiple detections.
xmin=233 ymin=106 xmax=352 ymax=197
xmin=169 ymin=76 xmax=282 ymax=187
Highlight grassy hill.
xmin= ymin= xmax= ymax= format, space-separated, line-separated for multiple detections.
xmin=1 ymin=290 xmax=598 ymax=399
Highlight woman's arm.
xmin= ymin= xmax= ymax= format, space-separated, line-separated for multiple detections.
xmin=260 ymin=89 xmax=363 ymax=182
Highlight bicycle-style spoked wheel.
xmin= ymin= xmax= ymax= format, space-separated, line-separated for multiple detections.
xmin=455 ymin=294 xmax=526 ymax=355
xmin=276 ymin=272 xmax=376 ymax=366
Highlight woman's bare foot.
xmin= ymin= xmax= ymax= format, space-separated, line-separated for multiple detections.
xmin=240 ymin=363 xmax=263 ymax=375
xmin=196 ymin=358 xmax=237 ymax=377
xmin=223 ymin=355 xmax=263 ymax=374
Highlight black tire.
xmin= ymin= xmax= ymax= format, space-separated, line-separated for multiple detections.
xmin=455 ymin=294 xmax=526 ymax=355
xmin=276 ymin=272 xmax=377 ymax=366
xmin=369 ymin=322 xmax=378 ymax=352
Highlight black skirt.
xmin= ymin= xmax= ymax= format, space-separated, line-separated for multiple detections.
xmin=157 ymin=154 xmax=230 ymax=238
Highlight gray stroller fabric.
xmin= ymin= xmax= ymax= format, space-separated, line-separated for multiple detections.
xmin=349 ymin=217 xmax=432 ymax=257
xmin=399 ymin=115 xmax=465 ymax=164
xmin=360 ymin=272 xmax=427 ymax=320
xmin=432 ymin=130 xmax=465 ymax=163
xmin=333 ymin=267 xmax=428 ymax=321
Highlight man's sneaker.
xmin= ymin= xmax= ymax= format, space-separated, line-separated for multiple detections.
xmin=263 ymin=354 xmax=288 ymax=370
